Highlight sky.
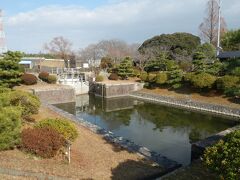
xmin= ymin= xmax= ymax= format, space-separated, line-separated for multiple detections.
xmin=0 ymin=0 xmax=240 ymax=53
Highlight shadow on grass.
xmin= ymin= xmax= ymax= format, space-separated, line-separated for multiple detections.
xmin=111 ymin=159 xmax=164 ymax=180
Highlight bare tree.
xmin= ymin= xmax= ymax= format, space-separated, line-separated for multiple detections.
xmin=199 ymin=0 xmax=227 ymax=47
xmin=44 ymin=36 xmax=73 ymax=66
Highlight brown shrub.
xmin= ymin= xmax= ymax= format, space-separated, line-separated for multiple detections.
xmin=21 ymin=73 xmax=38 ymax=85
xmin=22 ymin=116 xmax=35 ymax=123
xmin=108 ymin=73 xmax=119 ymax=80
xmin=38 ymin=72 xmax=49 ymax=82
xmin=21 ymin=127 xmax=65 ymax=158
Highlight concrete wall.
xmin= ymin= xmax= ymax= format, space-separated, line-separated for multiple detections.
xmin=32 ymin=85 xmax=75 ymax=104
xmin=89 ymin=82 xmax=143 ymax=98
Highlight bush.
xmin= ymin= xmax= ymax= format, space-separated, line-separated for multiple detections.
xmin=35 ymin=118 xmax=78 ymax=142
xmin=232 ymin=67 xmax=240 ymax=76
xmin=21 ymin=73 xmax=38 ymax=85
xmin=47 ymin=75 xmax=57 ymax=84
xmin=95 ymin=75 xmax=104 ymax=82
xmin=190 ymin=73 xmax=216 ymax=89
xmin=156 ymin=72 xmax=168 ymax=85
xmin=0 ymin=107 xmax=22 ymax=150
xmin=147 ymin=73 xmax=157 ymax=83
xmin=21 ymin=127 xmax=65 ymax=158
xmin=133 ymin=69 xmax=141 ymax=77
xmin=108 ymin=73 xmax=119 ymax=80
xmin=139 ymin=72 xmax=148 ymax=82
xmin=9 ymin=91 xmax=40 ymax=116
xmin=203 ymin=130 xmax=240 ymax=180
xmin=216 ymin=75 xmax=239 ymax=91
xmin=38 ymin=71 xmax=49 ymax=82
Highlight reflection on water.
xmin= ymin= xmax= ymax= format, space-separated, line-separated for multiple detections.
xmin=55 ymin=94 xmax=237 ymax=165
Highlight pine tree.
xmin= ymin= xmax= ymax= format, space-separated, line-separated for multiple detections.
xmin=0 ymin=51 xmax=23 ymax=88
xmin=117 ymin=57 xmax=134 ymax=79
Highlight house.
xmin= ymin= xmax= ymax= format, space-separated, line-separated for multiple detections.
xmin=217 ymin=51 xmax=240 ymax=61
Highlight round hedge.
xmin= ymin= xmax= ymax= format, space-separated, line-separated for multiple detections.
xmin=21 ymin=73 xmax=38 ymax=85
xmin=47 ymin=75 xmax=57 ymax=84
xmin=38 ymin=71 xmax=49 ymax=82
xmin=21 ymin=127 xmax=65 ymax=158
xmin=35 ymin=118 xmax=78 ymax=142
xmin=108 ymin=73 xmax=119 ymax=80
xmin=95 ymin=75 xmax=104 ymax=82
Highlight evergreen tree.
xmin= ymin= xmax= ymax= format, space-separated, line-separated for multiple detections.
xmin=0 ymin=51 xmax=23 ymax=88
xmin=117 ymin=57 xmax=134 ymax=79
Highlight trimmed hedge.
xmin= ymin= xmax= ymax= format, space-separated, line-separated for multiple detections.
xmin=47 ymin=75 xmax=57 ymax=84
xmin=35 ymin=118 xmax=78 ymax=142
xmin=147 ymin=73 xmax=157 ymax=83
xmin=156 ymin=72 xmax=168 ymax=85
xmin=139 ymin=72 xmax=148 ymax=82
xmin=21 ymin=73 xmax=38 ymax=85
xmin=9 ymin=91 xmax=40 ymax=116
xmin=96 ymin=75 xmax=104 ymax=82
xmin=190 ymin=73 xmax=217 ymax=89
xmin=38 ymin=72 xmax=49 ymax=82
xmin=0 ymin=107 xmax=22 ymax=150
xmin=203 ymin=130 xmax=240 ymax=180
xmin=108 ymin=73 xmax=119 ymax=80
xmin=216 ymin=75 xmax=239 ymax=91
xmin=21 ymin=127 xmax=65 ymax=158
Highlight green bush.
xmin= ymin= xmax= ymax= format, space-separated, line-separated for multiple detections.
xmin=147 ymin=73 xmax=157 ymax=83
xmin=184 ymin=72 xmax=194 ymax=82
xmin=95 ymin=75 xmax=104 ymax=82
xmin=0 ymin=107 xmax=22 ymax=150
xmin=133 ymin=69 xmax=141 ymax=77
xmin=156 ymin=72 xmax=168 ymax=85
xmin=217 ymin=75 xmax=239 ymax=91
xmin=139 ymin=72 xmax=148 ymax=82
xmin=9 ymin=91 xmax=40 ymax=116
xmin=21 ymin=73 xmax=38 ymax=85
xmin=35 ymin=118 xmax=78 ymax=142
xmin=203 ymin=130 xmax=240 ymax=180
xmin=190 ymin=73 xmax=216 ymax=89
xmin=47 ymin=75 xmax=57 ymax=84
xmin=232 ymin=67 xmax=240 ymax=76
xmin=21 ymin=127 xmax=65 ymax=158
xmin=108 ymin=73 xmax=119 ymax=80
xmin=38 ymin=71 xmax=49 ymax=82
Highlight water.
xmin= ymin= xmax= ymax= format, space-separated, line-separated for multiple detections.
xmin=54 ymin=94 xmax=237 ymax=166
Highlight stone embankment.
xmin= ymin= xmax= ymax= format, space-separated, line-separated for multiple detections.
xmin=129 ymin=91 xmax=240 ymax=119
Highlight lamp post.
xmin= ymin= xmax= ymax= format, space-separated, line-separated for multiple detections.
xmin=217 ymin=0 xmax=221 ymax=56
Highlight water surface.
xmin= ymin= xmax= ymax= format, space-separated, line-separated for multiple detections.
xmin=55 ymin=94 xmax=237 ymax=165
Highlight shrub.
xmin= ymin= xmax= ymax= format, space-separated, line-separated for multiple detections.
xmin=35 ymin=118 xmax=78 ymax=142
xmin=190 ymin=73 xmax=216 ymax=89
xmin=21 ymin=127 xmax=65 ymax=158
xmin=47 ymin=75 xmax=57 ymax=84
xmin=9 ymin=91 xmax=40 ymax=116
xmin=0 ymin=87 xmax=11 ymax=94
xmin=95 ymin=75 xmax=104 ymax=82
xmin=147 ymin=73 xmax=157 ymax=83
xmin=0 ymin=107 xmax=22 ymax=150
xmin=203 ymin=130 xmax=240 ymax=180
xmin=22 ymin=116 xmax=35 ymax=123
xmin=156 ymin=72 xmax=168 ymax=85
xmin=133 ymin=69 xmax=141 ymax=77
xmin=232 ymin=67 xmax=240 ymax=76
xmin=38 ymin=71 xmax=49 ymax=82
xmin=21 ymin=73 xmax=38 ymax=85
xmin=184 ymin=72 xmax=194 ymax=82
xmin=108 ymin=73 xmax=119 ymax=80
xmin=139 ymin=72 xmax=148 ymax=82
xmin=216 ymin=75 xmax=239 ymax=91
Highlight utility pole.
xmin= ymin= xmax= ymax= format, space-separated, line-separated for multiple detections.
xmin=0 ymin=9 xmax=7 ymax=55
xmin=217 ymin=0 xmax=221 ymax=56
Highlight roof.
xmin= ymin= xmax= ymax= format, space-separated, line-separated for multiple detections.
xmin=217 ymin=51 xmax=240 ymax=59
xmin=19 ymin=60 xmax=32 ymax=64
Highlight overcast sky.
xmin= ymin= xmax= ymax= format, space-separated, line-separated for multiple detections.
xmin=0 ymin=0 xmax=240 ymax=53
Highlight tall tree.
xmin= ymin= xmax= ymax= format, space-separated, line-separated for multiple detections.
xmin=199 ymin=0 xmax=227 ymax=47
xmin=44 ymin=36 xmax=73 ymax=66
xmin=221 ymin=29 xmax=240 ymax=51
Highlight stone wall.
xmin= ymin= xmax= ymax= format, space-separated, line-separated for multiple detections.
xmin=130 ymin=91 xmax=240 ymax=119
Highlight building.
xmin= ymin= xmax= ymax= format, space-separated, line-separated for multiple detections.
xmin=19 ymin=57 xmax=65 ymax=72
xmin=217 ymin=51 xmax=240 ymax=61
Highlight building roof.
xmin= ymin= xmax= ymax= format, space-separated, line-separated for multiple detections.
xmin=19 ymin=60 xmax=32 ymax=64
xmin=217 ymin=51 xmax=240 ymax=59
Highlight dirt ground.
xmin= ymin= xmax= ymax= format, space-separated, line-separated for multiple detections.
xmin=141 ymin=88 xmax=240 ymax=109
xmin=0 ymin=105 xmax=163 ymax=180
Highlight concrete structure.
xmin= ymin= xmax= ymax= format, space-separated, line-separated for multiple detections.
xmin=89 ymin=81 xmax=144 ymax=98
